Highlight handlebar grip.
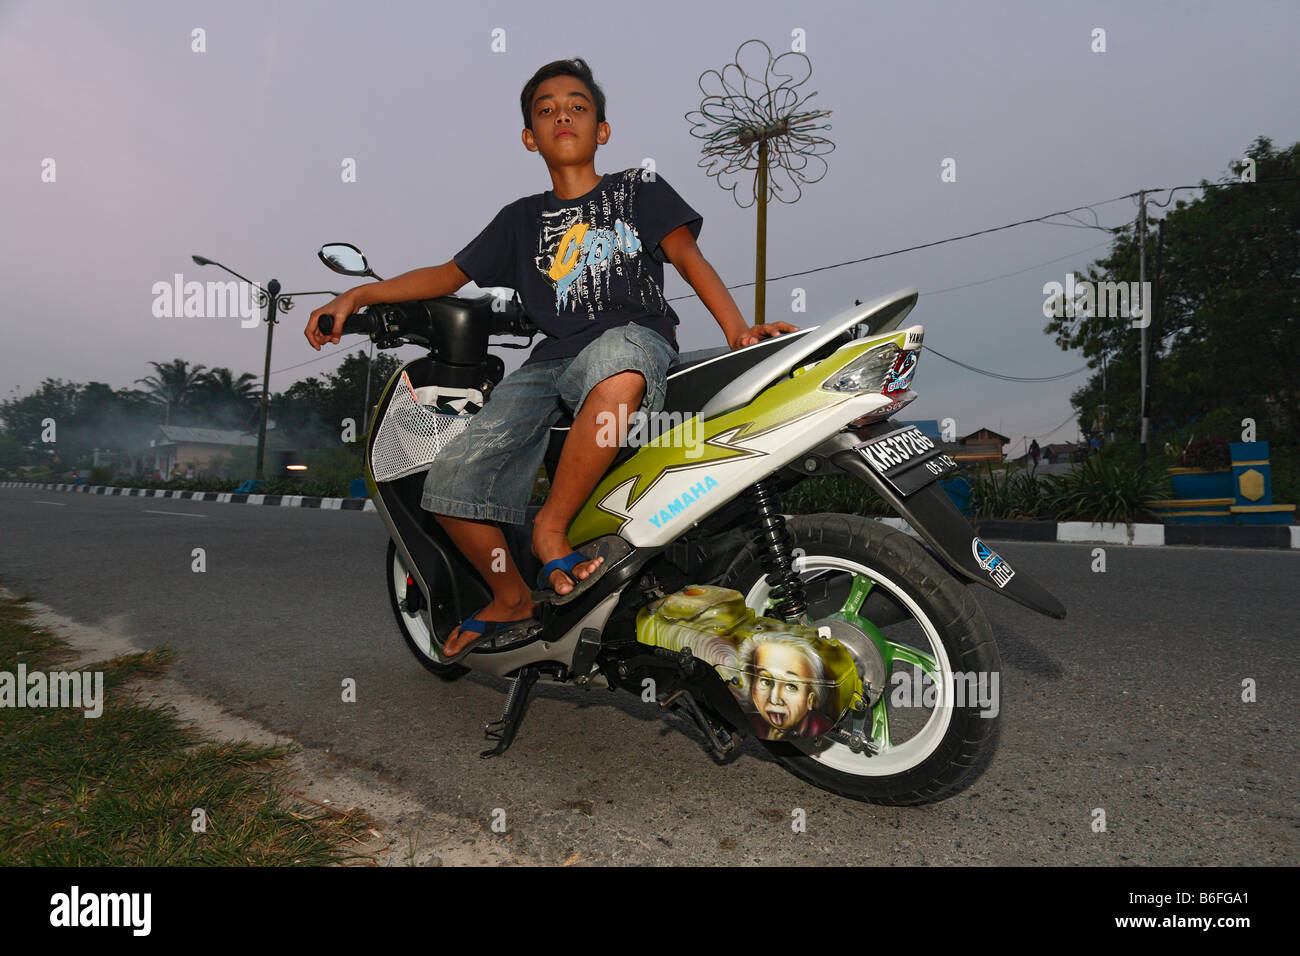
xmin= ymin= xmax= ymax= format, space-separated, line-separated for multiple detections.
xmin=317 ymin=312 xmax=370 ymax=337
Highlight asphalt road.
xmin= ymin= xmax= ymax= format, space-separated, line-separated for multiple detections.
xmin=1 ymin=486 xmax=1296 ymax=865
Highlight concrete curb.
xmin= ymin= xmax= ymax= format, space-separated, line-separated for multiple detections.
xmin=1 ymin=480 xmax=376 ymax=512
xmin=6 ymin=482 xmax=1297 ymax=548
xmin=872 ymin=516 xmax=1297 ymax=550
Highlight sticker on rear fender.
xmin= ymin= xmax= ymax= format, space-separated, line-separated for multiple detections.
xmin=972 ymin=537 xmax=1015 ymax=588
xmin=854 ymin=425 xmax=957 ymax=495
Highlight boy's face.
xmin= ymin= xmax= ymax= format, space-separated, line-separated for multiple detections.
xmin=522 ymin=75 xmax=609 ymax=164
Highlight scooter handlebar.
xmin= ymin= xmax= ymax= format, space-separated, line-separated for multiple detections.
xmin=316 ymin=312 xmax=373 ymax=337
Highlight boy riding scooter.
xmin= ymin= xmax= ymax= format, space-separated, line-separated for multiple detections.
xmin=306 ymin=57 xmax=796 ymax=662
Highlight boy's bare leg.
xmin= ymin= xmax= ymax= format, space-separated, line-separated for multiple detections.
xmin=436 ymin=515 xmax=536 ymax=657
xmin=533 ymin=371 xmax=645 ymax=594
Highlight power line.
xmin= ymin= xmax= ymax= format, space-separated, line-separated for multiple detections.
xmin=923 ymin=238 xmax=1114 ymax=296
xmin=266 ymin=177 xmax=1299 ymax=384
xmin=665 ymin=176 xmax=1300 ymax=302
xmin=921 ymin=346 xmax=1088 ymax=383
xmin=270 ymin=343 xmax=359 ymax=376
xmin=1007 ymin=410 xmax=1083 ymax=459
xmin=666 ymin=189 xmax=1142 ymax=301
xmin=1031 ymin=410 xmax=1081 ymax=442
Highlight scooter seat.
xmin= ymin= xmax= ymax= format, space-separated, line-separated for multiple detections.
xmin=542 ymin=331 xmax=816 ymax=476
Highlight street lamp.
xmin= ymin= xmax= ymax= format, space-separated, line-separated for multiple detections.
xmin=191 ymin=254 xmax=337 ymax=481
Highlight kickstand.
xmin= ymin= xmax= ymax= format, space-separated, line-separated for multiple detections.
xmin=659 ymin=689 xmax=738 ymax=760
xmin=480 ymin=665 xmax=540 ymax=758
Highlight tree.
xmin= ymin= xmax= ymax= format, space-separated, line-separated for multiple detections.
xmin=0 ymin=378 xmax=78 ymax=454
xmin=132 ymin=359 xmax=209 ymax=425
xmin=320 ymin=349 xmax=403 ymax=438
xmin=0 ymin=379 xmax=156 ymax=470
xmin=271 ymin=375 xmax=332 ymax=446
xmin=269 ymin=349 xmax=402 ymax=450
xmin=1045 ymin=136 xmax=1299 ymax=449
xmin=192 ymin=367 xmax=261 ymax=429
xmin=0 ymin=433 xmax=26 ymax=474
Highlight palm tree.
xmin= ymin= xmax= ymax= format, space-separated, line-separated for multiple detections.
xmin=133 ymin=359 xmax=209 ymax=425
xmin=195 ymin=367 xmax=262 ymax=429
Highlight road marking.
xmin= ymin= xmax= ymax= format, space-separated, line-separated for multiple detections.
xmin=33 ymin=500 xmax=67 ymax=506
xmin=141 ymin=509 xmax=208 ymax=518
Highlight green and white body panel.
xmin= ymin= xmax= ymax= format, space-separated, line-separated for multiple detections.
xmin=569 ymin=324 xmax=925 ymax=549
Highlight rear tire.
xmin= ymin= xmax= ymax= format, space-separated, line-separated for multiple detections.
xmin=718 ymin=513 xmax=1001 ymax=805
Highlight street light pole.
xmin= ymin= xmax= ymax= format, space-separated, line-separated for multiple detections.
xmin=255 ymin=278 xmax=280 ymax=480
xmin=191 ymin=253 xmax=339 ymax=484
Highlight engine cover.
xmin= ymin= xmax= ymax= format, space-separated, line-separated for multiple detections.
xmin=636 ymin=585 xmax=864 ymax=741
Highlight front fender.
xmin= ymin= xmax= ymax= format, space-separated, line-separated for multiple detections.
xmin=812 ymin=430 xmax=1066 ymax=620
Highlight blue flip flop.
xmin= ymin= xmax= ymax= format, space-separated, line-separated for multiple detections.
xmin=531 ymin=543 xmax=610 ymax=607
xmin=441 ymin=607 xmax=538 ymax=665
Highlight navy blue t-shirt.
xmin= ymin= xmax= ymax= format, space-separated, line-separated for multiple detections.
xmin=453 ymin=168 xmax=703 ymax=365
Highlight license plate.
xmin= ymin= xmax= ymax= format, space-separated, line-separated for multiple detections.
xmin=854 ymin=425 xmax=957 ymax=496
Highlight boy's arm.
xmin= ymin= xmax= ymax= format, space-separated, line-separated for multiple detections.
xmin=306 ymin=259 xmax=470 ymax=349
xmin=659 ymin=226 xmax=799 ymax=349
xmin=355 ymin=260 xmax=471 ymax=308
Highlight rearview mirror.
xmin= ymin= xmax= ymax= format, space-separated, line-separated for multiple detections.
xmin=318 ymin=243 xmax=376 ymax=278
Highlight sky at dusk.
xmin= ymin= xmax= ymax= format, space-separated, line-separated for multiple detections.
xmin=2 ymin=0 xmax=1297 ymax=452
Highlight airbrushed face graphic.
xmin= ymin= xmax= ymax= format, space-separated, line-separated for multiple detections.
xmin=567 ymin=328 xmax=926 ymax=548
xmin=636 ymin=585 xmax=864 ymax=741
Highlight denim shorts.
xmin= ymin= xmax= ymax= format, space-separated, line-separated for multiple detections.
xmin=419 ymin=323 xmax=678 ymax=525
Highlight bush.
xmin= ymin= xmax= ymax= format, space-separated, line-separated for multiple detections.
xmin=1045 ymin=456 xmax=1169 ymax=523
xmin=966 ymin=464 xmax=1053 ymax=520
xmin=783 ymin=475 xmax=891 ymax=516
xmin=1265 ymin=442 xmax=1299 ymax=512
xmin=203 ymin=448 xmax=257 ymax=481
xmin=1177 ymin=435 xmax=1232 ymax=470
xmin=297 ymin=444 xmax=366 ymax=488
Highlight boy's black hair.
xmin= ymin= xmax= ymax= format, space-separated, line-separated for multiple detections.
xmin=520 ymin=58 xmax=607 ymax=131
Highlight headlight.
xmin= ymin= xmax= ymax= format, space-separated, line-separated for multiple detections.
xmin=822 ymin=344 xmax=902 ymax=393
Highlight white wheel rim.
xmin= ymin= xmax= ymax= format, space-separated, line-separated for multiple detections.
xmin=391 ymin=550 xmax=437 ymax=660
xmin=743 ymin=555 xmax=955 ymax=776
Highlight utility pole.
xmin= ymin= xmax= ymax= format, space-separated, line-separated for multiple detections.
xmin=362 ymin=340 xmax=375 ymax=434
xmin=1138 ymin=189 xmax=1150 ymax=465
xmin=1150 ymin=218 xmax=1164 ymax=457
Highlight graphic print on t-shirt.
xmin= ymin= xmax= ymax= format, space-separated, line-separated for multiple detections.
xmin=534 ymin=171 xmax=669 ymax=319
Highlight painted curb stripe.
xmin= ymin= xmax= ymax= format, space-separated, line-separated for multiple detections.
xmin=1 ymin=481 xmax=375 ymax=514
xmin=1 ymin=481 xmax=1294 ymax=545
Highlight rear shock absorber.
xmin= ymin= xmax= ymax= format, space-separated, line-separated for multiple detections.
xmin=748 ymin=478 xmax=808 ymax=622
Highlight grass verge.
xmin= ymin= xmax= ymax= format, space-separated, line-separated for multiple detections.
xmin=0 ymin=591 xmax=370 ymax=865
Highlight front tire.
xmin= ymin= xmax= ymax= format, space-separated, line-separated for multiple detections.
xmin=385 ymin=539 xmax=468 ymax=681
xmin=718 ymin=513 xmax=1001 ymax=805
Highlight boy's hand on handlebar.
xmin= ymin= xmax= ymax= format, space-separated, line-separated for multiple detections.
xmin=306 ymin=290 xmax=363 ymax=350
xmin=730 ymin=321 xmax=800 ymax=349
